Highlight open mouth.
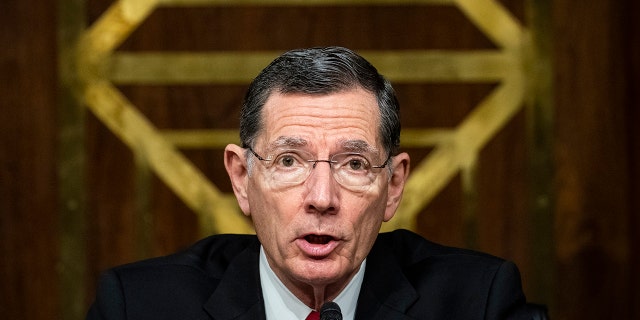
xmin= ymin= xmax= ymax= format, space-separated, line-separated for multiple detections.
xmin=297 ymin=234 xmax=340 ymax=257
xmin=304 ymin=234 xmax=334 ymax=244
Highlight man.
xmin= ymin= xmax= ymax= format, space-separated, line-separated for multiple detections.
xmin=87 ymin=46 xmax=532 ymax=319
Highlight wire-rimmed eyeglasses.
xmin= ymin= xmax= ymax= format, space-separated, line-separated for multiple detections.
xmin=247 ymin=147 xmax=391 ymax=191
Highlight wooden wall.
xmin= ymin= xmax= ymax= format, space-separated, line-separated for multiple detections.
xmin=0 ymin=1 xmax=638 ymax=319
xmin=553 ymin=1 xmax=640 ymax=319
xmin=0 ymin=0 xmax=59 ymax=318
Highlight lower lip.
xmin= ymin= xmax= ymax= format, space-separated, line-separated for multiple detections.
xmin=295 ymin=238 xmax=340 ymax=258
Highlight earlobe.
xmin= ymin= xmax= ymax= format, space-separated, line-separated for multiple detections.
xmin=383 ymin=152 xmax=410 ymax=222
xmin=224 ymin=144 xmax=251 ymax=216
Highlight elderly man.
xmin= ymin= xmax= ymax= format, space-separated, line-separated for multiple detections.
xmin=87 ymin=47 xmax=531 ymax=320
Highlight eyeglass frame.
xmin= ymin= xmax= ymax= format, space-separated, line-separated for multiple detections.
xmin=245 ymin=146 xmax=392 ymax=190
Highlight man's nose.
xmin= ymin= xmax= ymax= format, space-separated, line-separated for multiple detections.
xmin=303 ymin=161 xmax=339 ymax=215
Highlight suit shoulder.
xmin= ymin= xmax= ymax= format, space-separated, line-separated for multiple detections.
xmin=89 ymin=235 xmax=259 ymax=319
xmin=88 ymin=234 xmax=259 ymax=319
xmin=368 ymin=230 xmax=526 ymax=318
xmin=375 ymin=229 xmax=506 ymax=267
xmin=111 ymin=233 xmax=259 ymax=280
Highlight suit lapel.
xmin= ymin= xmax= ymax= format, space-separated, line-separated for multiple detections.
xmin=200 ymin=233 xmax=419 ymax=320
xmin=202 ymin=242 xmax=266 ymax=320
xmin=355 ymin=236 xmax=418 ymax=320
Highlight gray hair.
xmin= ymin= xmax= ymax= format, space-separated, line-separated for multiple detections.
xmin=239 ymin=46 xmax=401 ymax=157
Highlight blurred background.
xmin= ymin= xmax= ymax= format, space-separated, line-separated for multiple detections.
xmin=1 ymin=0 xmax=638 ymax=319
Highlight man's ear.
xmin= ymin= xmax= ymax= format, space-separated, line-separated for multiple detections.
xmin=224 ymin=144 xmax=251 ymax=216
xmin=383 ymin=152 xmax=410 ymax=222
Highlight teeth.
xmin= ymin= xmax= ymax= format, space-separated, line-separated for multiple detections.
xmin=305 ymin=235 xmax=332 ymax=244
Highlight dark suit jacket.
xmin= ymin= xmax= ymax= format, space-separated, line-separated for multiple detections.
xmin=87 ymin=229 xmax=530 ymax=320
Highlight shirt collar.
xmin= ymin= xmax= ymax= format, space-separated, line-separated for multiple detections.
xmin=259 ymin=246 xmax=365 ymax=320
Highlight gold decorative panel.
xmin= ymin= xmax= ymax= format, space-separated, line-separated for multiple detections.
xmin=74 ymin=0 xmax=530 ymax=235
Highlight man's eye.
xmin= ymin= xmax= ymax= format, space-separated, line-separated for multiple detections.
xmin=349 ymin=159 xmax=364 ymax=170
xmin=345 ymin=156 xmax=370 ymax=171
xmin=277 ymin=155 xmax=298 ymax=167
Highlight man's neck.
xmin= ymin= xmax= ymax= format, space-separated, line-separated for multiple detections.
xmin=259 ymin=246 xmax=365 ymax=320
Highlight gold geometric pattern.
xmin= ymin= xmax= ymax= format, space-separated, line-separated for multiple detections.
xmin=75 ymin=0 xmax=529 ymax=235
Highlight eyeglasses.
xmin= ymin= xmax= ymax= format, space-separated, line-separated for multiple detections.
xmin=247 ymin=147 xmax=391 ymax=191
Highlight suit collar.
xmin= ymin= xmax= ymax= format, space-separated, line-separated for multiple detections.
xmin=203 ymin=241 xmax=266 ymax=320
xmin=355 ymin=234 xmax=419 ymax=320
xmin=201 ymin=232 xmax=420 ymax=320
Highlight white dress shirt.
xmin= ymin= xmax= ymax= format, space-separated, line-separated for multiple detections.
xmin=259 ymin=246 xmax=365 ymax=320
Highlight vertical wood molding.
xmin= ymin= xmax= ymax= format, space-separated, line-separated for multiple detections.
xmin=57 ymin=0 xmax=87 ymax=319
xmin=461 ymin=160 xmax=479 ymax=250
xmin=524 ymin=0 xmax=555 ymax=310
xmin=134 ymin=151 xmax=154 ymax=260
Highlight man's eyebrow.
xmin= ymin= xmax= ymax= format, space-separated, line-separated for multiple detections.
xmin=268 ymin=136 xmax=308 ymax=149
xmin=340 ymin=139 xmax=379 ymax=154
xmin=266 ymin=137 xmax=379 ymax=154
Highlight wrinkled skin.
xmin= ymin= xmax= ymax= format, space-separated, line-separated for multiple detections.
xmin=224 ymin=88 xmax=410 ymax=309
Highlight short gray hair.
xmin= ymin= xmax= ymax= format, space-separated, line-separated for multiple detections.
xmin=239 ymin=46 xmax=401 ymax=157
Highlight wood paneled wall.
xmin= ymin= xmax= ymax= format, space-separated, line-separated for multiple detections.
xmin=0 ymin=0 xmax=59 ymax=319
xmin=553 ymin=1 xmax=640 ymax=319
xmin=1 ymin=1 xmax=638 ymax=319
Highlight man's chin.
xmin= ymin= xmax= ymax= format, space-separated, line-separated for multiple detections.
xmin=291 ymin=262 xmax=351 ymax=287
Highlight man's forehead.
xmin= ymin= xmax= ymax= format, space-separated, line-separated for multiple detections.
xmin=258 ymin=89 xmax=381 ymax=149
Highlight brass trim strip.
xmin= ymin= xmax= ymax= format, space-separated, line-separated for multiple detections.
xmin=159 ymin=0 xmax=454 ymax=6
xmin=107 ymin=51 xmax=515 ymax=84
